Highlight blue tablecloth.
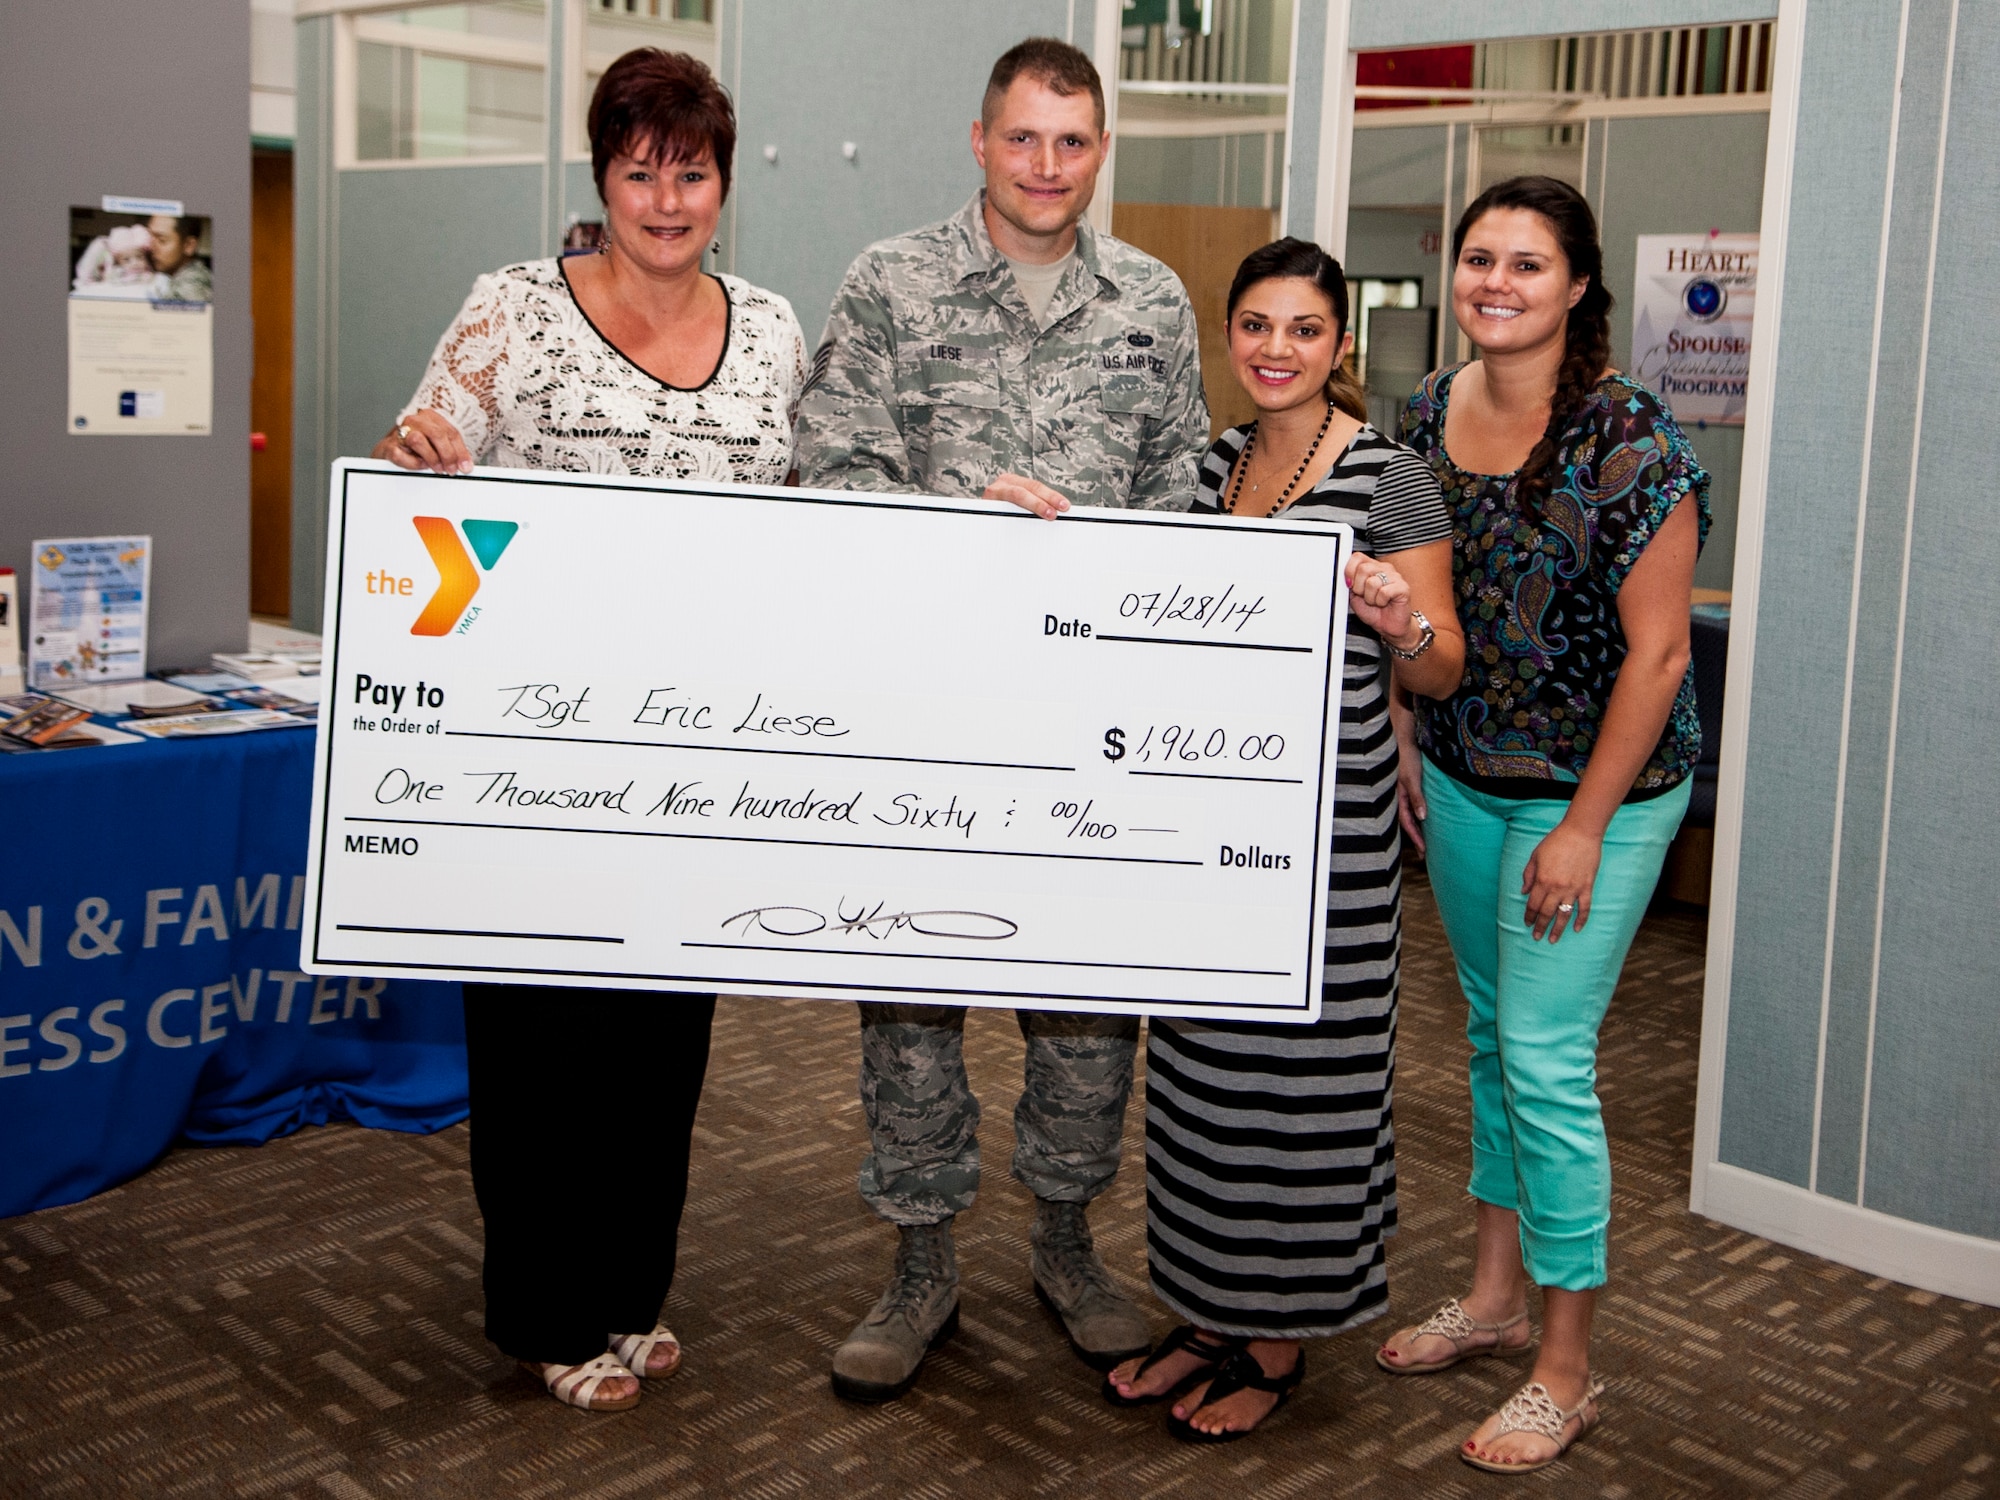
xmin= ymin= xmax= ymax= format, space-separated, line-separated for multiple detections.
xmin=0 ymin=723 xmax=466 ymax=1220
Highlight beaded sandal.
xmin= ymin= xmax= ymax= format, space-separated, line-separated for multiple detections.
xmin=610 ymin=1324 xmax=682 ymax=1379
xmin=1461 ymin=1378 xmax=1605 ymax=1474
xmin=524 ymin=1353 xmax=641 ymax=1412
xmin=1375 ymin=1297 xmax=1532 ymax=1375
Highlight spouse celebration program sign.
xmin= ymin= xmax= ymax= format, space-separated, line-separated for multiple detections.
xmin=301 ymin=463 xmax=1354 ymax=1023
xmin=1631 ymin=232 xmax=1757 ymax=427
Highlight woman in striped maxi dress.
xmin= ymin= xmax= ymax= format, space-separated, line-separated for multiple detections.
xmin=1104 ymin=240 xmax=1464 ymax=1442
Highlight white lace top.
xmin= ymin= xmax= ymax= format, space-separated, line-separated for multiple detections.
xmin=400 ymin=258 xmax=808 ymax=483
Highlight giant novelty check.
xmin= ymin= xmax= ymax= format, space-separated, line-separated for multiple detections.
xmin=302 ymin=462 xmax=1352 ymax=1023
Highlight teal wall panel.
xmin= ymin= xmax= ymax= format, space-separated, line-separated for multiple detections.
xmin=1812 ymin=0 xmax=1956 ymax=1205
xmin=1858 ymin=0 xmax=2000 ymax=1239
xmin=1717 ymin=0 xmax=1905 ymax=1188
xmin=1716 ymin=0 xmax=2000 ymax=1256
xmin=293 ymin=14 xmax=333 ymax=630
xmin=564 ymin=163 xmax=600 ymax=234
xmin=1283 ymin=0 xmax=1330 ymax=239
xmin=333 ymin=166 xmax=545 ymax=468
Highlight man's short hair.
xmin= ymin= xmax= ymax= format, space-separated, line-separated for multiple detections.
xmin=983 ymin=38 xmax=1105 ymax=134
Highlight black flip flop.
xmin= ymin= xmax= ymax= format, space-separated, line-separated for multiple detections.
xmin=1101 ymin=1325 xmax=1246 ymax=1408
xmin=1165 ymin=1346 xmax=1305 ymax=1443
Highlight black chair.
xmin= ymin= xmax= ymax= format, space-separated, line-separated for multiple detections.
xmin=1684 ymin=606 xmax=1729 ymax=829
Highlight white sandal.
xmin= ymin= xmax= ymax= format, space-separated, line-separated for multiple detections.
xmin=1376 ymin=1297 xmax=1532 ymax=1375
xmin=525 ymin=1353 xmax=641 ymax=1412
xmin=610 ymin=1324 xmax=682 ymax=1379
xmin=1461 ymin=1378 xmax=1605 ymax=1474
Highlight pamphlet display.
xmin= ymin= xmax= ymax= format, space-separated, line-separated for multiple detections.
xmin=1631 ymin=232 xmax=1758 ymax=427
xmin=304 ymin=463 xmax=1354 ymax=1024
xmin=67 ymin=197 xmax=213 ymax=436
xmin=28 ymin=535 xmax=150 ymax=688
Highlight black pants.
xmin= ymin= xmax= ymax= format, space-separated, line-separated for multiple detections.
xmin=462 ymin=983 xmax=716 ymax=1365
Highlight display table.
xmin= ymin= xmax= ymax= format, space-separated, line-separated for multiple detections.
xmin=0 ymin=723 xmax=466 ymax=1220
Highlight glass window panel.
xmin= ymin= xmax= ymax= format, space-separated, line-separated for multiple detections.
xmin=1475 ymin=124 xmax=1584 ymax=192
xmin=414 ymin=53 xmax=543 ymax=158
xmin=1113 ymin=0 xmax=1291 ymax=212
xmin=356 ymin=40 xmax=417 ymax=161
xmin=384 ymin=2 xmax=546 ymax=44
xmin=351 ymin=2 xmax=547 ymax=162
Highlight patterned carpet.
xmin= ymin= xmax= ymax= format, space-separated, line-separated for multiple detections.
xmin=1 ymin=874 xmax=1995 ymax=1499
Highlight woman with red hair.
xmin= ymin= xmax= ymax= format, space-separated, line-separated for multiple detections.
xmin=373 ymin=48 xmax=806 ymax=1414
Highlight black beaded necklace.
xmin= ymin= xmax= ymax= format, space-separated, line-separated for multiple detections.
xmin=1225 ymin=400 xmax=1334 ymax=515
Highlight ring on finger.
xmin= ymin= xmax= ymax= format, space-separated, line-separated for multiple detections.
xmin=1373 ymin=571 xmax=1390 ymax=587
xmin=1557 ymin=901 xmax=1575 ymax=913
xmin=396 ymin=423 xmax=413 ymax=443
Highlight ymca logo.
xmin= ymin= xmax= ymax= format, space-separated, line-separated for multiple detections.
xmin=408 ymin=517 xmax=517 ymax=636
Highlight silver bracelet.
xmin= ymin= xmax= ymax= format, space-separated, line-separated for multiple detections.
xmin=1387 ymin=608 xmax=1435 ymax=661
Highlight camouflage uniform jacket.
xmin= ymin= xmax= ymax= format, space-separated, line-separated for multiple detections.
xmin=795 ymin=192 xmax=1208 ymax=510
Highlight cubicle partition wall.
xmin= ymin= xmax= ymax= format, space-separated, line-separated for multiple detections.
xmin=1693 ymin=0 xmax=2000 ymax=1303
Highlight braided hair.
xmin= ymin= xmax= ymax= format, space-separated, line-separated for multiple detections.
xmin=1451 ymin=176 xmax=1612 ymax=514
xmin=1226 ymin=237 xmax=1369 ymax=422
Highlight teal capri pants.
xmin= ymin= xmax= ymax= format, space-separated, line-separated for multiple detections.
xmin=1421 ymin=760 xmax=1690 ymax=1291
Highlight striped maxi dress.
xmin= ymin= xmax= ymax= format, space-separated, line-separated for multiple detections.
xmin=1145 ymin=423 xmax=1453 ymax=1339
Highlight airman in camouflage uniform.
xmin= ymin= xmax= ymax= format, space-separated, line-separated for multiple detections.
xmin=795 ymin=38 xmax=1209 ymax=1406
xmin=795 ymin=190 xmax=1207 ymax=509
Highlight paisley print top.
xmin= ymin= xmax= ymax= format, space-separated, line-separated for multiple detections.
xmin=1399 ymin=366 xmax=1710 ymax=801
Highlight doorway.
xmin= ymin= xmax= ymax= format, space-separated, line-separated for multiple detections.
xmin=250 ymin=146 xmax=293 ymax=619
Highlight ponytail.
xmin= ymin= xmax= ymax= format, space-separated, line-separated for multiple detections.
xmin=1227 ymin=237 xmax=1368 ymax=422
xmin=1451 ymin=176 xmax=1613 ymax=515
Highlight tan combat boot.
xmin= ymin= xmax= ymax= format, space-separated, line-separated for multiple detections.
xmin=830 ymin=1219 xmax=961 ymax=1403
xmin=1031 ymin=1199 xmax=1151 ymax=1370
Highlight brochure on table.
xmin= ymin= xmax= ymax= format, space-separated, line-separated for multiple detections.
xmin=28 ymin=535 xmax=149 ymax=689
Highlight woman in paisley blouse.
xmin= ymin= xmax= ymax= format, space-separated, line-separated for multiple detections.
xmin=370 ymin=49 xmax=806 ymax=1415
xmin=1374 ymin=176 xmax=1707 ymax=1474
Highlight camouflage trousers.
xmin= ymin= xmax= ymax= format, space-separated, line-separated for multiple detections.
xmin=856 ymin=1003 xmax=1139 ymax=1226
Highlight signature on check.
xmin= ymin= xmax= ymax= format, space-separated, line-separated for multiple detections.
xmin=722 ymin=900 xmax=1019 ymax=942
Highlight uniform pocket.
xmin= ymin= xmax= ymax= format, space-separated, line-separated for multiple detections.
xmin=1098 ymin=367 xmax=1166 ymax=418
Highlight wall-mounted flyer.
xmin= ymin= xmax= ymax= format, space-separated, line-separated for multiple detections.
xmin=1630 ymin=232 xmax=1757 ymax=428
xmin=67 ymin=197 xmax=213 ymax=436
xmin=28 ymin=536 xmax=151 ymax=688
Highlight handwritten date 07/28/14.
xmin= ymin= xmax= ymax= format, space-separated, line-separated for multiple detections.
xmin=1118 ymin=585 xmax=1267 ymax=634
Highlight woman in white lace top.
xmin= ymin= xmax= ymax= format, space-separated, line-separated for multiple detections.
xmin=370 ymin=48 xmax=800 ymax=1418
